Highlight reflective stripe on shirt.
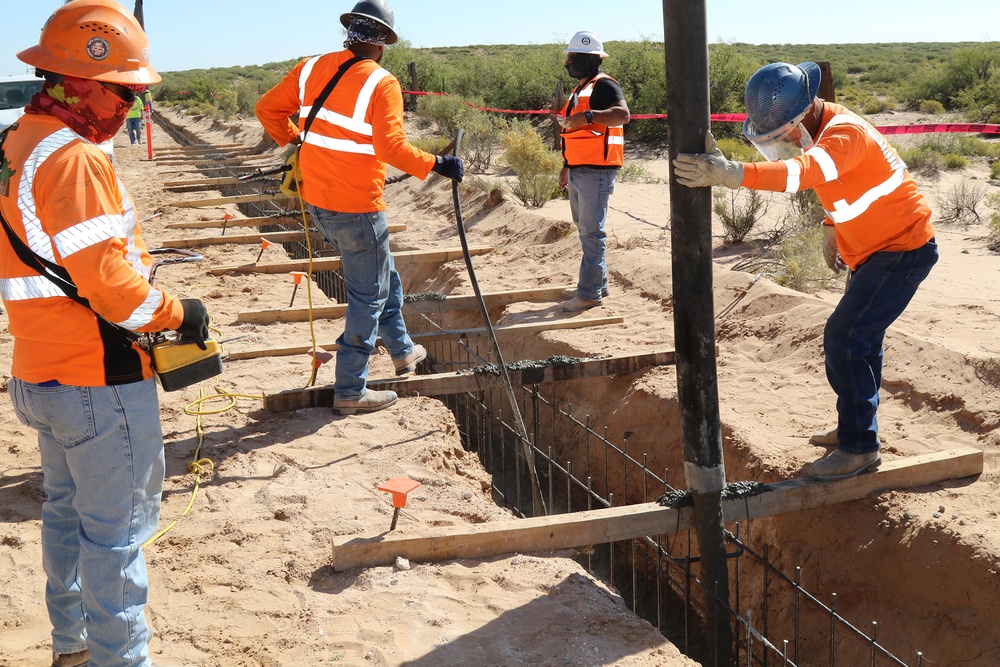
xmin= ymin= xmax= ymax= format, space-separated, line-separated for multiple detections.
xmin=298 ymin=65 xmax=390 ymax=155
xmin=0 ymin=275 xmax=67 ymax=301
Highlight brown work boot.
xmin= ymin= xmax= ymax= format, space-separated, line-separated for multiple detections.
xmin=560 ymin=296 xmax=601 ymax=312
xmin=807 ymin=449 xmax=881 ymax=482
xmin=809 ymin=427 xmax=838 ymax=446
xmin=52 ymin=650 xmax=89 ymax=667
xmin=393 ymin=344 xmax=427 ymax=376
xmin=333 ymin=390 xmax=398 ymax=416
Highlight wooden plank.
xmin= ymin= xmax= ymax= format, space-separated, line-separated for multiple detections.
xmin=166 ymin=179 xmax=280 ymax=193
xmin=210 ymin=246 xmax=492 ymax=275
xmin=164 ymin=176 xmax=249 ymax=187
xmin=236 ymin=286 xmax=573 ymax=324
xmin=164 ymin=217 xmax=406 ymax=234
xmin=330 ymin=447 xmax=983 ymax=571
xmin=158 ymin=230 xmax=327 ymax=248
xmin=169 ymin=193 xmax=295 ymax=208
xmin=228 ymin=317 xmax=621 ymax=360
xmin=157 ymin=157 xmax=263 ymax=167
xmin=263 ymin=349 xmax=679 ymax=411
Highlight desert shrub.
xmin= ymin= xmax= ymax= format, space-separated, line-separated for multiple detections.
xmin=499 ymin=122 xmax=563 ymax=207
xmin=937 ymin=179 xmax=986 ymax=225
xmin=986 ymin=192 xmax=1000 ymax=240
xmin=713 ymin=188 xmax=768 ymax=245
xmin=919 ymin=134 xmax=999 ymax=158
xmin=417 ymin=94 xmax=469 ymax=140
xmin=919 ymin=99 xmax=946 ymax=114
xmin=863 ymin=98 xmax=893 ymax=114
xmin=942 ymin=153 xmax=969 ymax=170
xmin=776 ymin=224 xmax=842 ymax=292
xmin=898 ymin=147 xmax=943 ymax=174
xmin=410 ymin=136 xmax=451 ymax=154
xmin=788 ymin=189 xmax=825 ymax=226
xmin=716 ymin=137 xmax=761 ymax=163
xmin=618 ymin=163 xmax=658 ymax=183
xmin=213 ymin=89 xmax=238 ymax=119
xmin=460 ymin=109 xmax=509 ymax=173
xmin=991 ymin=162 xmax=1000 ymax=180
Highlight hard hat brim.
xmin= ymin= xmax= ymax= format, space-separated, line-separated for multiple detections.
xmin=797 ymin=62 xmax=821 ymax=101
xmin=17 ymin=45 xmax=161 ymax=85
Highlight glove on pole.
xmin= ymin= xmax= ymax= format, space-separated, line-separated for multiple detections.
xmin=672 ymin=131 xmax=744 ymax=189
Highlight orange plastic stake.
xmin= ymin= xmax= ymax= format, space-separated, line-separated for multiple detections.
xmin=308 ymin=348 xmax=334 ymax=369
xmin=220 ymin=209 xmax=235 ymax=236
xmin=288 ymin=271 xmax=307 ymax=307
xmin=377 ymin=478 xmax=422 ymax=531
xmin=255 ymin=238 xmax=273 ymax=263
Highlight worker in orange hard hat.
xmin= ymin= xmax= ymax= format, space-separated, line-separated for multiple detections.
xmin=557 ymin=30 xmax=630 ymax=313
xmin=1 ymin=2 xmax=210 ymax=666
xmin=256 ymin=0 xmax=463 ymax=416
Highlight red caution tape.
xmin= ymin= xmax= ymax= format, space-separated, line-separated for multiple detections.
xmin=402 ymin=91 xmax=1000 ymax=134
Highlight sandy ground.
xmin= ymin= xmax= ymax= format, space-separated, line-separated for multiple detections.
xmin=2 ymin=105 xmax=1000 ymax=666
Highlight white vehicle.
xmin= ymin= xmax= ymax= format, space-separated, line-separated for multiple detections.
xmin=0 ymin=72 xmax=115 ymax=162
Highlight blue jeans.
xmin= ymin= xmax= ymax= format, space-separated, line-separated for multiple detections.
xmin=568 ymin=167 xmax=617 ymax=301
xmin=126 ymin=117 xmax=142 ymax=144
xmin=10 ymin=378 xmax=164 ymax=667
xmin=308 ymin=206 xmax=416 ymax=400
xmin=824 ymin=238 xmax=938 ymax=454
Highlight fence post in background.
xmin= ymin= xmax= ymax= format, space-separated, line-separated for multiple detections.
xmin=552 ymin=82 xmax=565 ymax=151
xmin=407 ymin=61 xmax=419 ymax=112
xmin=817 ymin=61 xmax=836 ymax=102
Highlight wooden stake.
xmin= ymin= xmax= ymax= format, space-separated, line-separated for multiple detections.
xmin=169 ymin=193 xmax=296 ymax=208
xmin=330 ymin=447 xmax=983 ymax=571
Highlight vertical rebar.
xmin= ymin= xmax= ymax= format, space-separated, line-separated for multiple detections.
xmin=870 ymin=621 xmax=878 ymax=667
xmin=764 ymin=544 xmax=770 ymax=667
xmin=795 ymin=566 xmax=802 ymax=665
xmin=830 ymin=593 xmax=838 ymax=667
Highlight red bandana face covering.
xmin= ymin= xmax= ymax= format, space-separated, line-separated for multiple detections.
xmin=27 ymin=76 xmax=136 ymax=144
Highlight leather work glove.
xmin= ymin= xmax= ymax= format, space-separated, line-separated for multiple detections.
xmin=177 ymin=298 xmax=210 ymax=350
xmin=672 ymin=131 xmax=744 ymax=189
xmin=823 ymin=224 xmax=847 ymax=273
xmin=432 ymin=154 xmax=464 ymax=182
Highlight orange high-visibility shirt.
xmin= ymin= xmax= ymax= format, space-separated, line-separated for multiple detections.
xmin=560 ymin=73 xmax=625 ymax=168
xmin=741 ymin=102 xmax=933 ymax=270
xmin=255 ymin=50 xmax=436 ymax=213
xmin=0 ymin=112 xmax=184 ymax=386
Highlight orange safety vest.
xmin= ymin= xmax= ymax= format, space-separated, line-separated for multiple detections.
xmin=255 ymin=50 xmax=436 ymax=213
xmin=741 ymin=102 xmax=933 ymax=270
xmin=560 ymin=73 xmax=625 ymax=168
xmin=0 ymin=112 xmax=183 ymax=386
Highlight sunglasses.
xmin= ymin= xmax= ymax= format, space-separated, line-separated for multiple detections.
xmin=99 ymin=81 xmax=138 ymax=104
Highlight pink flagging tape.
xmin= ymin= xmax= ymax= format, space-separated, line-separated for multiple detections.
xmin=402 ymin=92 xmax=1000 ymax=134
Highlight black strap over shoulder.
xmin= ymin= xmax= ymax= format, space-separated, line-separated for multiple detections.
xmin=300 ymin=55 xmax=367 ymax=143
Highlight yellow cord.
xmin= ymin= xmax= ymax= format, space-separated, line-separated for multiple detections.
xmin=143 ymin=386 xmax=263 ymax=548
xmin=291 ymin=145 xmax=322 ymax=388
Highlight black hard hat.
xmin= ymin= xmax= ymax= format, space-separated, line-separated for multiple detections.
xmin=340 ymin=0 xmax=397 ymax=45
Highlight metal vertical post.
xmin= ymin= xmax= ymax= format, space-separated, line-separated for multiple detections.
xmin=663 ymin=1 xmax=733 ymax=663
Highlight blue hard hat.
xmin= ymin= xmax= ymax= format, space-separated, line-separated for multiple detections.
xmin=742 ymin=62 xmax=821 ymax=142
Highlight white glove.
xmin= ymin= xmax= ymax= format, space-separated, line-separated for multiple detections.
xmin=823 ymin=225 xmax=847 ymax=272
xmin=672 ymin=131 xmax=744 ymax=189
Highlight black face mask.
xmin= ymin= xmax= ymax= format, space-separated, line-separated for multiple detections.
xmin=565 ymin=54 xmax=600 ymax=79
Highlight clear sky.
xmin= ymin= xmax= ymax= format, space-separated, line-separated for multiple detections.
xmin=2 ymin=0 xmax=995 ymax=77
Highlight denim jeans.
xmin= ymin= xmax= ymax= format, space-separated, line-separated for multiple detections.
xmin=308 ymin=206 xmax=416 ymax=400
xmin=568 ymin=166 xmax=617 ymax=301
xmin=11 ymin=378 xmax=164 ymax=667
xmin=824 ymin=238 xmax=938 ymax=454
xmin=126 ymin=118 xmax=142 ymax=145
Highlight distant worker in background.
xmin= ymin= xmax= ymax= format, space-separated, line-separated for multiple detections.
xmin=673 ymin=61 xmax=937 ymax=481
xmin=255 ymin=0 xmax=464 ymax=415
xmin=558 ymin=30 xmax=630 ymax=312
xmin=0 ymin=2 xmax=211 ymax=666
xmin=125 ymin=94 xmax=143 ymax=144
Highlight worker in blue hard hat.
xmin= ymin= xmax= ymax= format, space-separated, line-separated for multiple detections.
xmin=673 ymin=61 xmax=937 ymax=482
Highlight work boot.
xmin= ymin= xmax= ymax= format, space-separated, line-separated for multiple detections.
xmin=333 ymin=390 xmax=398 ymax=416
xmin=52 ymin=650 xmax=89 ymax=667
xmin=809 ymin=427 xmax=838 ymax=446
xmin=394 ymin=344 xmax=427 ymax=376
xmin=560 ymin=296 xmax=601 ymax=313
xmin=807 ymin=449 xmax=881 ymax=482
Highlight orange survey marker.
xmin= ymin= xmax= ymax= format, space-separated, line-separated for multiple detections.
xmin=255 ymin=239 xmax=273 ymax=263
xmin=378 ymin=478 xmax=422 ymax=531
xmin=288 ymin=271 xmax=307 ymax=307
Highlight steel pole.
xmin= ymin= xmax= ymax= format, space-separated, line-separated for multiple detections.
xmin=663 ymin=1 xmax=734 ymax=663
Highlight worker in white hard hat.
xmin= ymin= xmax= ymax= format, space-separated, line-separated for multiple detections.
xmin=673 ymin=62 xmax=937 ymax=482
xmin=557 ymin=30 xmax=630 ymax=312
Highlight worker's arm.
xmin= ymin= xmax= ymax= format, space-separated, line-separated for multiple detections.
xmin=369 ymin=75 xmax=436 ymax=179
xmin=255 ymin=60 xmax=308 ymax=147
xmin=34 ymin=146 xmax=183 ymax=332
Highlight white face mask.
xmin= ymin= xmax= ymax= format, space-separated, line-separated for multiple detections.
xmin=749 ymin=122 xmax=815 ymax=162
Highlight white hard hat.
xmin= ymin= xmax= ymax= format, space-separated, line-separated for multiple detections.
xmin=565 ymin=31 xmax=608 ymax=58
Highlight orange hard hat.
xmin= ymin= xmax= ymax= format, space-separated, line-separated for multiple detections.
xmin=17 ymin=0 xmax=160 ymax=86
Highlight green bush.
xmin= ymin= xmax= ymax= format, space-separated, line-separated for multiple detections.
xmin=499 ymin=122 xmax=563 ymax=207
xmin=716 ymin=137 xmax=762 ymax=163
xmin=618 ymin=163 xmax=658 ymax=183
xmin=919 ymin=99 xmax=946 ymax=114
xmin=942 ymin=153 xmax=969 ymax=169
xmin=713 ymin=188 xmax=768 ymax=245
xmin=898 ymin=147 xmax=943 ymax=173
xmin=991 ymin=162 xmax=1000 ymax=180
xmin=776 ymin=224 xmax=840 ymax=292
